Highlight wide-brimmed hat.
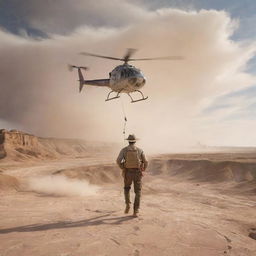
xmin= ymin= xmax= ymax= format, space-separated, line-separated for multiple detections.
xmin=126 ymin=134 xmax=139 ymax=142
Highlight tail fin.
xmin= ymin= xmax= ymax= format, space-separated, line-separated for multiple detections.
xmin=77 ymin=68 xmax=85 ymax=92
xmin=68 ymin=65 xmax=88 ymax=93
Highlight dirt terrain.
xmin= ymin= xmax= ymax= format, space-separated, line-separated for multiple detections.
xmin=0 ymin=131 xmax=256 ymax=255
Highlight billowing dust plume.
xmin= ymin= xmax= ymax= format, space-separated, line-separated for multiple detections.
xmin=28 ymin=176 xmax=99 ymax=196
xmin=0 ymin=4 xmax=256 ymax=153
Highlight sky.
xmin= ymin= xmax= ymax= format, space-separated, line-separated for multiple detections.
xmin=0 ymin=0 xmax=256 ymax=152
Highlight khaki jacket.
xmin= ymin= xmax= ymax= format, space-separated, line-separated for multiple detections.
xmin=116 ymin=144 xmax=148 ymax=170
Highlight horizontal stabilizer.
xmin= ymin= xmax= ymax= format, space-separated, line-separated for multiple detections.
xmin=68 ymin=65 xmax=88 ymax=72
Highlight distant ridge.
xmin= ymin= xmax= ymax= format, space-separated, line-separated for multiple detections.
xmin=0 ymin=129 xmax=117 ymax=161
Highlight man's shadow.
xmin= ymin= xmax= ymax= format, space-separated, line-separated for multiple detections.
xmin=0 ymin=213 xmax=135 ymax=234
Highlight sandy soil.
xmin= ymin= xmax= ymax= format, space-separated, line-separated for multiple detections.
xmin=0 ymin=153 xmax=256 ymax=256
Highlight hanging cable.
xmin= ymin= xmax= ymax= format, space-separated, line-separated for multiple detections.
xmin=120 ymin=96 xmax=128 ymax=142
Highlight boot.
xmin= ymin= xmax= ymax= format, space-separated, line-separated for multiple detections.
xmin=133 ymin=208 xmax=139 ymax=217
xmin=124 ymin=203 xmax=130 ymax=214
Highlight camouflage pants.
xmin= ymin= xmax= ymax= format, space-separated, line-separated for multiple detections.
xmin=124 ymin=168 xmax=142 ymax=211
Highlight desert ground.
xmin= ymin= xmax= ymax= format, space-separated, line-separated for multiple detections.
xmin=0 ymin=131 xmax=256 ymax=256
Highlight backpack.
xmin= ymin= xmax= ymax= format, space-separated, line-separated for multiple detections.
xmin=124 ymin=147 xmax=141 ymax=168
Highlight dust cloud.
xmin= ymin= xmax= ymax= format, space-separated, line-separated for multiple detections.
xmin=0 ymin=5 xmax=256 ymax=153
xmin=28 ymin=175 xmax=99 ymax=196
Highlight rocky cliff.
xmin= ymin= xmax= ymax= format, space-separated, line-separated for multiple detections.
xmin=0 ymin=129 xmax=117 ymax=161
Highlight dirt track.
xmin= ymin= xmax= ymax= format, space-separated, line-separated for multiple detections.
xmin=0 ymin=154 xmax=256 ymax=256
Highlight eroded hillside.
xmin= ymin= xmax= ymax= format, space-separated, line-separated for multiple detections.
xmin=0 ymin=129 xmax=118 ymax=161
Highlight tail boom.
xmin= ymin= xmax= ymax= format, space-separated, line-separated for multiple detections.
xmin=69 ymin=65 xmax=110 ymax=92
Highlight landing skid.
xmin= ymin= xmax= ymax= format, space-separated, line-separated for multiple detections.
xmin=105 ymin=90 xmax=148 ymax=103
xmin=128 ymin=90 xmax=148 ymax=103
xmin=105 ymin=90 xmax=121 ymax=102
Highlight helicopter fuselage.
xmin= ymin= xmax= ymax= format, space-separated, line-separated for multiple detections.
xmin=109 ymin=64 xmax=146 ymax=93
xmin=71 ymin=62 xmax=148 ymax=102
xmin=73 ymin=48 xmax=182 ymax=102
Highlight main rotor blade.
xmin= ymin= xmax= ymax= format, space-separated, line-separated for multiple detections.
xmin=80 ymin=52 xmax=123 ymax=61
xmin=129 ymin=56 xmax=184 ymax=61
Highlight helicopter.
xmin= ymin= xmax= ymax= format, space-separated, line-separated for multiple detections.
xmin=70 ymin=49 xmax=183 ymax=103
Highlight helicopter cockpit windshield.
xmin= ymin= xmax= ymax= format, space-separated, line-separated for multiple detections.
xmin=120 ymin=67 xmax=141 ymax=79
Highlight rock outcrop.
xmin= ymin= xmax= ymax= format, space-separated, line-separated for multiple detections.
xmin=0 ymin=173 xmax=20 ymax=191
xmin=0 ymin=129 xmax=117 ymax=161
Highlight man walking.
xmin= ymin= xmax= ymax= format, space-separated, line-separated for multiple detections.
xmin=116 ymin=134 xmax=148 ymax=217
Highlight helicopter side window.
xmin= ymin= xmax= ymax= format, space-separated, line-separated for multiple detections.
xmin=110 ymin=71 xmax=117 ymax=80
xmin=120 ymin=68 xmax=139 ymax=78
xmin=126 ymin=69 xmax=133 ymax=77
xmin=128 ymin=69 xmax=133 ymax=77
xmin=127 ymin=69 xmax=136 ymax=77
xmin=132 ymin=69 xmax=139 ymax=75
